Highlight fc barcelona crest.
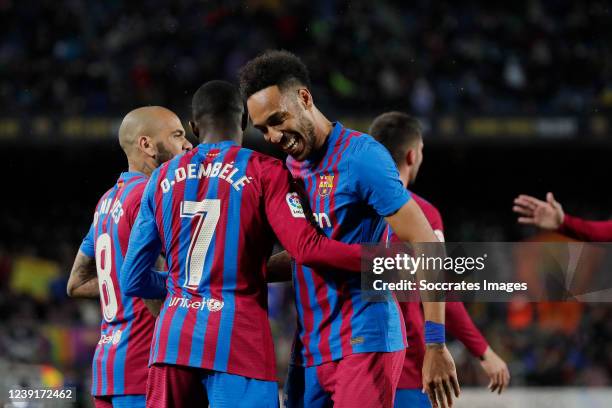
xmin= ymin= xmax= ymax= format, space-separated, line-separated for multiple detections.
xmin=318 ymin=175 xmax=334 ymax=197
xmin=206 ymin=149 xmax=220 ymax=159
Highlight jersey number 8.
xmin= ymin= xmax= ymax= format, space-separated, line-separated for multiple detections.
xmin=95 ymin=233 xmax=119 ymax=322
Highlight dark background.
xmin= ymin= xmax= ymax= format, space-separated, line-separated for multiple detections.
xmin=3 ymin=138 xmax=611 ymax=254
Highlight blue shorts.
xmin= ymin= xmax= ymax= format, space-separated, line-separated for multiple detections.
xmin=112 ymin=395 xmax=146 ymax=408
xmin=147 ymin=362 xmax=279 ymax=408
xmin=394 ymin=389 xmax=432 ymax=408
xmin=203 ymin=370 xmax=279 ymax=408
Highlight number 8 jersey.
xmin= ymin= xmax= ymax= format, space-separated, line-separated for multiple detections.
xmin=79 ymin=171 xmax=156 ymax=397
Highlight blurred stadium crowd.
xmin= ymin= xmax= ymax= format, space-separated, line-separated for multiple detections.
xmin=1 ymin=0 xmax=611 ymax=116
xmin=1 ymin=0 xmax=612 ymax=406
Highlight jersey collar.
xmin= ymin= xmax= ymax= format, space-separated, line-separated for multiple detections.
xmin=119 ymin=171 xmax=147 ymax=183
xmin=326 ymin=121 xmax=344 ymax=147
xmin=197 ymin=140 xmax=238 ymax=150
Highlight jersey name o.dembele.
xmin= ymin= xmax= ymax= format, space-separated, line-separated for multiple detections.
xmin=79 ymin=172 xmax=155 ymax=396
xmin=286 ymin=122 xmax=411 ymax=366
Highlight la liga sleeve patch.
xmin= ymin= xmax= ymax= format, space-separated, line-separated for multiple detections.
xmin=286 ymin=192 xmax=306 ymax=218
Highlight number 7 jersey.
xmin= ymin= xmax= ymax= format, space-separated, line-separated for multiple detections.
xmin=79 ymin=171 xmax=156 ymax=396
xmin=122 ymin=141 xmax=363 ymax=382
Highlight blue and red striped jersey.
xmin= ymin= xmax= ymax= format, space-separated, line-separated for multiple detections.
xmin=79 ymin=171 xmax=155 ymax=396
xmin=286 ymin=122 xmax=411 ymax=367
xmin=121 ymin=141 xmax=363 ymax=381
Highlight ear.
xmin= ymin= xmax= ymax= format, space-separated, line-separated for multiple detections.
xmin=297 ymin=88 xmax=313 ymax=110
xmin=138 ymin=135 xmax=156 ymax=158
xmin=189 ymin=120 xmax=199 ymax=137
xmin=405 ymin=148 xmax=416 ymax=166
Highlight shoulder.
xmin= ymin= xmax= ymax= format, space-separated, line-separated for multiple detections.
xmin=123 ymin=178 xmax=148 ymax=205
xmin=247 ymin=150 xmax=286 ymax=171
xmin=413 ymin=193 xmax=441 ymax=215
xmin=343 ymin=130 xmax=393 ymax=162
xmin=412 ymin=192 xmax=444 ymax=231
xmin=340 ymin=130 xmax=397 ymax=179
xmin=93 ymin=186 xmax=114 ymax=212
xmin=236 ymin=150 xmax=288 ymax=193
xmin=339 ymin=127 xmax=370 ymax=151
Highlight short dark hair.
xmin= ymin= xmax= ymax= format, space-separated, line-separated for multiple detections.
xmin=238 ymin=50 xmax=311 ymax=98
xmin=192 ymin=80 xmax=244 ymax=128
xmin=369 ymin=112 xmax=423 ymax=166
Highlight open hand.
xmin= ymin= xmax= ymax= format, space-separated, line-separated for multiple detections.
xmin=513 ymin=192 xmax=564 ymax=230
xmin=479 ymin=346 xmax=510 ymax=394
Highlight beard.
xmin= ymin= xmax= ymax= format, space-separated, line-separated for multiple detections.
xmin=154 ymin=141 xmax=175 ymax=166
xmin=293 ymin=114 xmax=317 ymax=161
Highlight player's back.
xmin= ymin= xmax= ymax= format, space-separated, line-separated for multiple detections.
xmin=146 ymin=141 xmax=289 ymax=381
xmin=81 ymin=172 xmax=156 ymax=396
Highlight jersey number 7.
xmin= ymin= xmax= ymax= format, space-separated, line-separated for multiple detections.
xmin=180 ymin=199 xmax=221 ymax=289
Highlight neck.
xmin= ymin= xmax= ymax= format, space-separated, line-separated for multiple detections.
xmin=128 ymin=157 xmax=156 ymax=177
xmin=311 ymin=107 xmax=333 ymax=151
xmin=199 ymin=127 xmax=242 ymax=145
xmin=401 ymin=167 xmax=412 ymax=188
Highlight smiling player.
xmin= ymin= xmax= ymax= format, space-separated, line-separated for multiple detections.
xmin=240 ymin=51 xmax=459 ymax=408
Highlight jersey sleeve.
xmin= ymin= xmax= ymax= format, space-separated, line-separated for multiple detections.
xmin=79 ymin=221 xmax=95 ymax=258
xmin=120 ymin=174 xmax=167 ymax=298
xmin=260 ymin=158 xmax=362 ymax=272
xmin=351 ymin=138 xmax=411 ymax=217
xmin=559 ymin=214 xmax=612 ymax=242
xmin=445 ymin=302 xmax=488 ymax=357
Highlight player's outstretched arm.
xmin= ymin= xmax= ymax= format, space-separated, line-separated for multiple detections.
xmin=386 ymin=200 xmax=460 ymax=408
xmin=261 ymin=159 xmax=362 ymax=273
xmin=513 ymin=192 xmax=564 ymax=230
xmin=142 ymin=257 xmax=168 ymax=315
xmin=121 ymin=227 xmax=167 ymax=298
xmin=445 ymin=302 xmax=510 ymax=394
xmin=67 ymin=250 xmax=99 ymax=298
xmin=560 ymin=215 xmax=612 ymax=241
xmin=514 ymin=192 xmax=612 ymax=241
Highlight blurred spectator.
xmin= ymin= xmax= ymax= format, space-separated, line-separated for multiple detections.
xmin=0 ymin=0 xmax=610 ymax=116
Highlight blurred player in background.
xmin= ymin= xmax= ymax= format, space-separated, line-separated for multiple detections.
xmin=66 ymin=106 xmax=192 ymax=408
xmin=369 ymin=111 xmax=510 ymax=407
xmin=241 ymin=51 xmax=459 ymax=408
xmin=513 ymin=193 xmax=612 ymax=241
xmin=120 ymin=81 xmax=367 ymax=408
